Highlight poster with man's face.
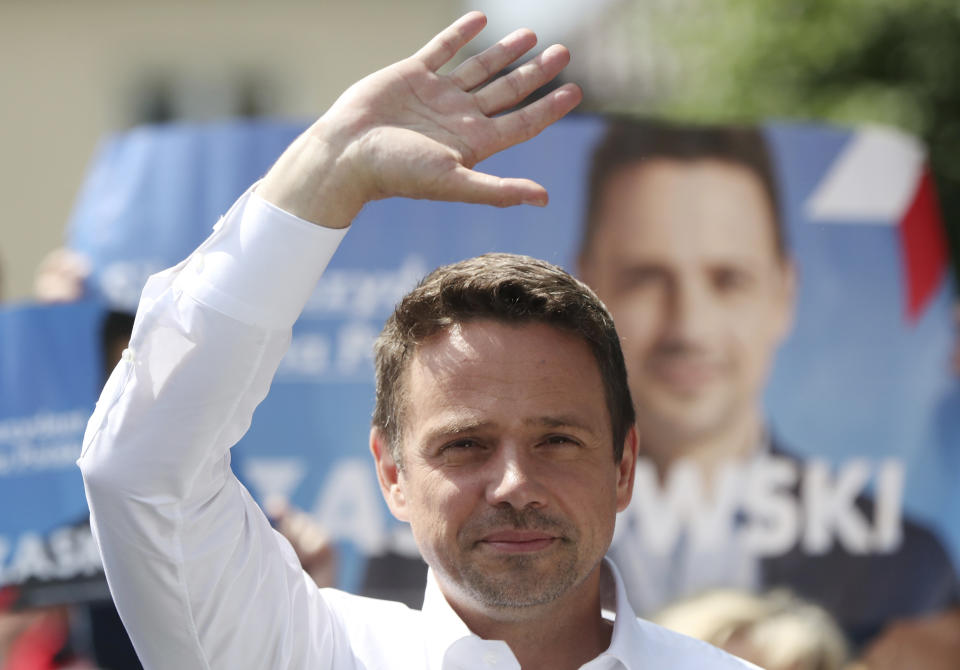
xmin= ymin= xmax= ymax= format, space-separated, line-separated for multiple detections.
xmin=573 ymin=120 xmax=958 ymax=645
xmin=4 ymin=116 xmax=957 ymax=645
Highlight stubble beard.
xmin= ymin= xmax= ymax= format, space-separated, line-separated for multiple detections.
xmin=455 ymin=507 xmax=582 ymax=610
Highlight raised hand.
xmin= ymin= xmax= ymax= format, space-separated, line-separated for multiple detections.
xmin=258 ymin=12 xmax=582 ymax=228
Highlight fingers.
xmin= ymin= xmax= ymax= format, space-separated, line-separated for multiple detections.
xmin=414 ymin=11 xmax=487 ymax=72
xmin=34 ymin=248 xmax=91 ymax=303
xmin=444 ymin=166 xmax=549 ymax=208
xmin=493 ymin=82 xmax=583 ymax=149
xmin=284 ymin=511 xmax=332 ymax=558
xmin=264 ymin=495 xmax=290 ymax=523
xmin=267 ymin=496 xmax=333 ymax=559
xmin=474 ymin=44 xmax=573 ymax=117
xmin=448 ymin=28 xmax=538 ymax=91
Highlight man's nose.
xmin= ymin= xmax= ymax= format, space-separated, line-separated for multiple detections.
xmin=484 ymin=445 xmax=547 ymax=510
xmin=663 ymin=276 xmax=715 ymax=343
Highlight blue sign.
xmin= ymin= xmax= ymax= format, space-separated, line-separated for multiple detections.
xmin=0 ymin=300 xmax=105 ymax=600
xmin=3 ymin=116 xmax=955 ymax=615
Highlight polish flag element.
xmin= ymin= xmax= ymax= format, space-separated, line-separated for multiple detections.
xmin=805 ymin=126 xmax=948 ymax=321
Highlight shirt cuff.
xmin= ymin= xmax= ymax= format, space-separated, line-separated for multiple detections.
xmin=174 ymin=188 xmax=349 ymax=330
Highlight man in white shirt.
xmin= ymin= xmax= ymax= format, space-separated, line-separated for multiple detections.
xmin=78 ymin=12 xmax=757 ymax=669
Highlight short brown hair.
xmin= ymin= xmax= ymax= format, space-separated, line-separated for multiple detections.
xmin=580 ymin=118 xmax=785 ymax=261
xmin=372 ymin=252 xmax=635 ymax=466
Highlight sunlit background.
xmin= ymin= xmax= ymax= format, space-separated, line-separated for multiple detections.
xmin=2 ymin=4 xmax=959 ymax=668
xmin=2 ymin=0 xmax=958 ymax=302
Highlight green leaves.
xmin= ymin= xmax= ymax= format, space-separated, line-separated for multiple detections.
xmin=603 ymin=0 xmax=960 ymax=277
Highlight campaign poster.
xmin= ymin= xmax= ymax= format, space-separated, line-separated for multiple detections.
xmin=5 ymin=116 xmax=953 ymax=647
xmin=0 ymin=300 xmax=107 ymax=607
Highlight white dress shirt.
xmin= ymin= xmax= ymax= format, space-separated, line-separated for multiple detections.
xmin=78 ymin=188 xmax=758 ymax=670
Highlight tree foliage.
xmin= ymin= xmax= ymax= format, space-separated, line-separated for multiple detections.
xmin=606 ymin=0 xmax=960 ymax=281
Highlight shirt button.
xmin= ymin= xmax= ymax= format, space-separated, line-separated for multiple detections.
xmin=482 ymin=652 xmax=499 ymax=666
xmin=121 ymin=348 xmax=134 ymax=362
xmin=192 ymin=253 xmax=206 ymax=273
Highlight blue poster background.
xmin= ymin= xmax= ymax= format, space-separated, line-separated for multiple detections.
xmin=0 ymin=300 xmax=104 ymax=597
xmin=0 ymin=300 xmax=101 ymax=533
xmin=2 ymin=115 xmax=956 ymax=598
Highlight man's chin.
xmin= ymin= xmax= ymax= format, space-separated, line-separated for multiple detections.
xmin=462 ymin=575 xmax=569 ymax=611
xmin=468 ymin=547 xmax=556 ymax=574
xmin=635 ymin=398 xmax=734 ymax=444
xmin=459 ymin=553 xmax=579 ymax=610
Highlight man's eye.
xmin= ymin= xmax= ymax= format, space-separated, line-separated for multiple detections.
xmin=712 ymin=268 xmax=752 ymax=292
xmin=617 ymin=267 xmax=666 ymax=293
xmin=438 ymin=439 xmax=487 ymax=465
xmin=542 ymin=435 xmax=579 ymax=448
xmin=443 ymin=439 xmax=478 ymax=451
xmin=439 ymin=438 xmax=488 ymax=456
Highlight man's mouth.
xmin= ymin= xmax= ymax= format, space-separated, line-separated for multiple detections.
xmin=479 ymin=530 xmax=559 ymax=553
xmin=648 ymin=358 xmax=719 ymax=392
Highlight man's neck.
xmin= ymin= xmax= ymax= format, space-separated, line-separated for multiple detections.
xmin=645 ymin=409 xmax=765 ymax=486
xmin=449 ymin=567 xmax=612 ymax=670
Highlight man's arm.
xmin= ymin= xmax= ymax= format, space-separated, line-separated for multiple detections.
xmin=78 ymin=13 xmax=579 ymax=669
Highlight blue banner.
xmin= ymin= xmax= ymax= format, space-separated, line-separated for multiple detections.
xmin=4 ymin=116 xmax=955 ymax=629
xmin=0 ymin=300 xmax=106 ymax=603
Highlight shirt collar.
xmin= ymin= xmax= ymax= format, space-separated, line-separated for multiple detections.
xmin=419 ymin=558 xmax=644 ymax=670
xmin=421 ymin=569 xmax=518 ymax=670
xmin=420 ymin=568 xmax=476 ymax=668
xmin=596 ymin=558 xmax=646 ymax=668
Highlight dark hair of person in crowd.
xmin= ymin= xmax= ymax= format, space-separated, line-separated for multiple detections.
xmin=372 ymin=252 xmax=635 ymax=466
xmin=579 ymin=118 xmax=786 ymax=261
xmin=100 ymin=310 xmax=136 ymax=380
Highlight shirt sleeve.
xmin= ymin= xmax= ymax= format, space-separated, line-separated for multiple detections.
xmin=78 ymin=188 xmax=349 ymax=670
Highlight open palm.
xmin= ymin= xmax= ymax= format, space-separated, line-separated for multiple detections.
xmin=314 ymin=12 xmax=582 ymax=209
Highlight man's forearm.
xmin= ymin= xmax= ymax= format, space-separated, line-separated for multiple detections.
xmin=256 ymin=122 xmax=366 ymax=229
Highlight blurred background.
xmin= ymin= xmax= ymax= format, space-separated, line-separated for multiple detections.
xmin=1 ymin=0 xmax=451 ymax=301
xmin=2 ymin=0 xmax=959 ymax=300
xmin=2 ymin=1 xmax=959 ymax=669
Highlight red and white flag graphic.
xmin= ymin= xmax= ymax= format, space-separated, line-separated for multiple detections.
xmin=805 ymin=126 xmax=948 ymax=321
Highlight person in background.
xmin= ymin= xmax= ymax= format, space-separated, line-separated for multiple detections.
xmin=0 ymin=591 xmax=95 ymax=670
xmin=577 ymin=119 xmax=960 ymax=668
xmin=653 ymin=589 xmax=850 ymax=670
xmin=0 ymin=255 xmax=101 ymax=669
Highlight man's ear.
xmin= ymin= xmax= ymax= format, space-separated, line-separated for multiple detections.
xmin=616 ymin=425 xmax=639 ymax=513
xmin=370 ymin=427 xmax=409 ymax=522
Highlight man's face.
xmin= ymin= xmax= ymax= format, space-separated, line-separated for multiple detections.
xmin=580 ymin=159 xmax=793 ymax=455
xmin=372 ymin=319 xmax=636 ymax=618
